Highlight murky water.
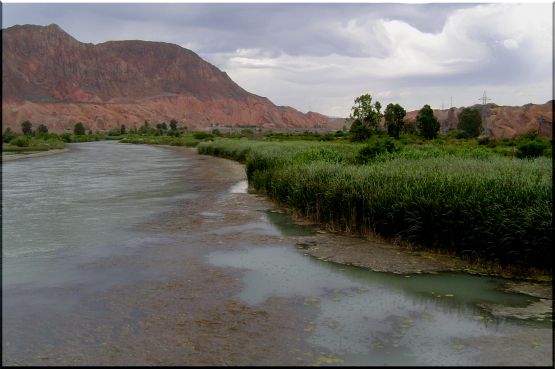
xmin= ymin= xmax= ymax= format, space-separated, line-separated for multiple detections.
xmin=2 ymin=141 xmax=552 ymax=366
xmin=208 ymin=215 xmax=552 ymax=366
xmin=2 ymin=142 xmax=204 ymax=364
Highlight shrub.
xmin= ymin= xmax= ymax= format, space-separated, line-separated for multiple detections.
xmin=517 ymin=139 xmax=548 ymax=158
xmin=11 ymin=136 xmax=31 ymax=147
xmin=356 ymin=138 xmax=399 ymax=163
xmin=3 ymin=128 xmax=17 ymax=143
xmin=73 ymin=122 xmax=86 ymax=136
xmin=60 ymin=133 xmax=72 ymax=143
xmin=36 ymin=124 xmax=49 ymax=136
xmin=192 ymin=131 xmax=214 ymax=140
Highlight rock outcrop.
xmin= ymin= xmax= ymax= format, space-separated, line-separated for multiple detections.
xmin=2 ymin=24 xmax=330 ymax=132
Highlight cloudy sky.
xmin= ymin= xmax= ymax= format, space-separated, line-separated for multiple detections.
xmin=2 ymin=2 xmax=552 ymax=117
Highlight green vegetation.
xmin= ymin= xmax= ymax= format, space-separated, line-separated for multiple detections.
xmin=197 ymin=135 xmax=552 ymax=270
xmin=120 ymin=133 xmax=201 ymax=147
xmin=21 ymin=120 xmax=33 ymax=136
xmin=458 ymin=108 xmax=482 ymax=138
xmin=2 ymin=121 xmax=113 ymax=153
xmin=3 ymin=134 xmax=65 ymax=152
xmin=73 ymin=122 xmax=86 ymax=136
xmin=349 ymin=93 xmax=382 ymax=141
xmin=36 ymin=124 xmax=49 ymax=136
xmin=384 ymin=103 xmax=406 ymax=139
xmin=3 ymin=128 xmax=17 ymax=143
xmin=416 ymin=104 xmax=440 ymax=139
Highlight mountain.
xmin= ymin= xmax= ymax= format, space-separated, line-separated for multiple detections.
xmin=404 ymin=102 xmax=552 ymax=138
xmin=2 ymin=24 xmax=330 ymax=132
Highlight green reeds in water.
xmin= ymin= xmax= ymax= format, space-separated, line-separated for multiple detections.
xmin=198 ymin=139 xmax=552 ymax=269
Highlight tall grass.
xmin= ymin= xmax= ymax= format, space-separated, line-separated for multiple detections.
xmin=198 ymin=139 xmax=552 ymax=269
xmin=120 ymin=134 xmax=200 ymax=147
xmin=2 ymin=136 xmax=65 ymax=152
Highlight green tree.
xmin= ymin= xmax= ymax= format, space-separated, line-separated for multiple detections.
xmin=21 ymin=120 xmax=33 ymax=136
xmin=384 ymin=103 xmax=406 ymax=139
xmin=349 ymin=119 xmax=372 ymax=142
xmin=120 ymin=124 xmax=127 ymax=135
xmin=138 ymin=120 xmax=149 ymax=135
xmin=37 ymin=124 xmax=49 ymax=136
xmin=73 ymin=122 xmax=86 ymax=135
xmin=348 ymin=93 xmax=382 ymax=141
xmin=156 ymin=122 xmax=168 ymax=132
xmin=3 ymin=127 xmax=17 ymax=143
xmin=416 ymin=105 xmax=440 ymax=139
xmin=169 ymin=119 xmax=178 ymax=131
xmin=457 ymin=108 xmax=482 ymax=138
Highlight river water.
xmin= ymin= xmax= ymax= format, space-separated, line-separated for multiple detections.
xmin=2 ymin=141 xmax=552 ymax=366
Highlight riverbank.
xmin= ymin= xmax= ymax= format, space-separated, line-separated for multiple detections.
xmin=1 ymin=148 xmax=68 ymax=161
xmin=196 ymin=138 xmax=552 ymax=272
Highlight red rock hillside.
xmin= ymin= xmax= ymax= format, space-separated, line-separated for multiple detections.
xmin=2 ymin=24 xmax=331 ymax=133
xmin=404 ymin=102 xmax=552 ymax=139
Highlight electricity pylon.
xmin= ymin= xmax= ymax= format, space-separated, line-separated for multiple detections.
xmin=478 ymin=91 xmax=491 ymax=136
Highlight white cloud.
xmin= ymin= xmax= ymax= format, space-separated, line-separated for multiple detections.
xmin=503 ymin=39 xmax=519 ymax=49
xmin=211 ymin=3 xmax=551 ymax=116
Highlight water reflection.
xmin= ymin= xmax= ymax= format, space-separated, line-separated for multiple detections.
xmin=207 ymin=213 xmax=551 ymax=366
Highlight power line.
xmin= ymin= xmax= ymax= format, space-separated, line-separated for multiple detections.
xmin=478 ymin=91 xmax=492 ymax=136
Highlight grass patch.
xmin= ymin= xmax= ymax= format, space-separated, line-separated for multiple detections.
xmin=120 ymin=134 xmax=201 ymax=147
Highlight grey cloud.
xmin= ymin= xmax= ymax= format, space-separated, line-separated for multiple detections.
xmin=2 ymin=3 xmax=469 ymax=58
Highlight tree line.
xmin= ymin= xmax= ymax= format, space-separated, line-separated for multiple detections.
xmin=348 ymin=93 xmax=482 ymax=141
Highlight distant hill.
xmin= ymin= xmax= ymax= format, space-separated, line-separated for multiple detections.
xmin=404 ymin=102 xmax=552 ymax=138
xmin=2 ymin=24 xmax=331 ymax=133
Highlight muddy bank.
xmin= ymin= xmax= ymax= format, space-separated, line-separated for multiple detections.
xmin=1 ymin=148 xmax=67 ymax=161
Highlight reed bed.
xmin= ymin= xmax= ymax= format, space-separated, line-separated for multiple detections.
xmin=198 ymin=139 xmax=552 ymax=269
xmin=121 ymin=135 xmax=200 ymax=147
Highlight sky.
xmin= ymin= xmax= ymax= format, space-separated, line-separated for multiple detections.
xmin=2 ymin=2 xmax=553 ymax=117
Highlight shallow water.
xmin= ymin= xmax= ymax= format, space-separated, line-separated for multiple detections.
xmin=2 ymin=141 xmax=552 ymax=366
xmin=208 ymin=243 xmax=551 ymax=365
xmin=2 ymin=142 xmax=203 ymax=363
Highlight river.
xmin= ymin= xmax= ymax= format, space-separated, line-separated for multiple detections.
xmin=2 ymin=141 xmax=552 ymax=365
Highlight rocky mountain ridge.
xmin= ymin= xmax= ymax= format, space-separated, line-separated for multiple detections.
xmin=2 ymin=24 xmax=330 ymax=132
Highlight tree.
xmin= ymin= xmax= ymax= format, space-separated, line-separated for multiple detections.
xmin=349 ymin=119 xmax=372 ymax=142
xmin=21 ymin=120 xmax=33 ymax=136
xmin=348 ymin=93 xmax=382 ymax=141
xmin=138 ymin=120 xmax=150 ymax=135
xmin=120 ymin=124 xmax=127 ymax=135
xmin=37 ymin=124 xmax=49 ymax=136
xmin=416 ymin=105 xmax=440 ymax=139
xmin=156 ymin=122 xmax=168 ymax=131
xmin=169 ymin=119 xmax=178 ymax=131
xmin=3 ymin=127 xmax=17 ymax=143
xmin=384 ymin=103 xmax=406 ymax=139
xmin=73 ymin=122 xmax=86 ymax=135
xmin=457 ymin=108 xmax=482 ymax=138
